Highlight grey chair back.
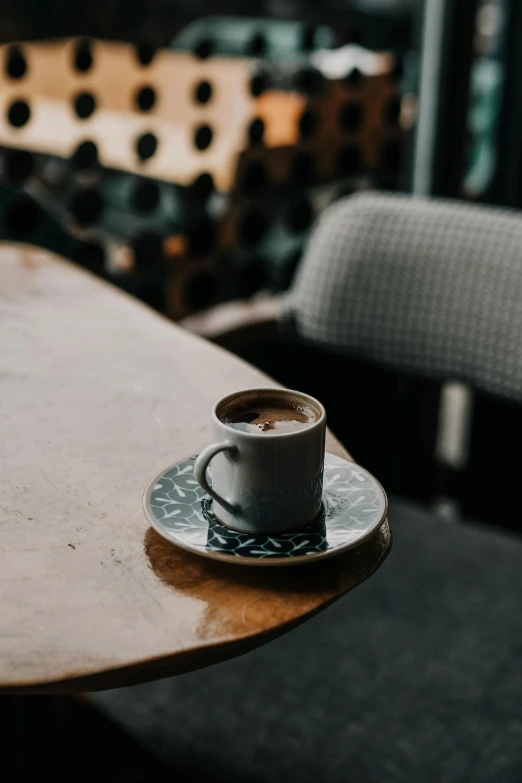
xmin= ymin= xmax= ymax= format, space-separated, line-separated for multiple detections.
xmin=283 ymin=192 xmax=522 ymax=404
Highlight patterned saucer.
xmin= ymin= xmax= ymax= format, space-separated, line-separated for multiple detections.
xmin=143 ymin=453 xmax=387 ymax=567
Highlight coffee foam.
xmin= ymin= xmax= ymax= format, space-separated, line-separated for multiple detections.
xmin=218 ymin=391 xmax=321 ymax=435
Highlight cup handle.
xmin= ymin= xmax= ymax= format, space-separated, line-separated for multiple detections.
xmin=194 ymin=442 xmax=239 ymax=514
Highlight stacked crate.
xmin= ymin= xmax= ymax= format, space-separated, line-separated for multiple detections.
xmin=0 ymin=21 xmax=405 ymax=319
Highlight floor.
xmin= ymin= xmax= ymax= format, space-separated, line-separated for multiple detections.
xmin=0 ymin=695 xmax=187 ymax=783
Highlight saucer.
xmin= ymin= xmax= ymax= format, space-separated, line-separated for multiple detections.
xmin=143 ymin=452 xmax=387 ymax=567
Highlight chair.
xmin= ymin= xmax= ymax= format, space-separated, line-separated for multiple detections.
xmin=92 ymin=193 xmax=522 ymax=782
xmin=283 ymin=191 xmax=522 ymax=524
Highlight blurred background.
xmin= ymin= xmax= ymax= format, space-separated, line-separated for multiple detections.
xmin=1 ymin=0 xmax=521 ymax=778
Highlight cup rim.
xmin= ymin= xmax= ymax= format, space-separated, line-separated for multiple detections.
xmin=212 ymin=387 xmax=326 ymax=439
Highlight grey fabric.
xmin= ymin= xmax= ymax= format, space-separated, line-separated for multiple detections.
xmin=93 ymin=499 xmax=522 ymax=783
xmin=283 ymin=192 xmax=522 ymax=403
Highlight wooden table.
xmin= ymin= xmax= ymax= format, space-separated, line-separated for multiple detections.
xmin=0 ymin=244 xmax=391 ymax=693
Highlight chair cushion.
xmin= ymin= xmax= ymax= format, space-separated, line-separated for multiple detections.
xmin=283 ymin=193 xmax=522 ymax=404
xmin=93 ymin=499 xmax=522 ymax=783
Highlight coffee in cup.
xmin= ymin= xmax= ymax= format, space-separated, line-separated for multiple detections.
xmin=218 ymin=390 xmax=320 ymax=435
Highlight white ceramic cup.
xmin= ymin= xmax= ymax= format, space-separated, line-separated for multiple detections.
xmin=194 ymin=388 xmax=326 ymax=534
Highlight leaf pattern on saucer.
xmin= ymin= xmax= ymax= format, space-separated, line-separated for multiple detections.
xmin=148 ymin=453 xmax=387 ymax=564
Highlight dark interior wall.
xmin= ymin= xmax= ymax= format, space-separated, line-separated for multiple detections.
xmin=0 ymin=1 xmax=343 ymax=44
xmin=0 ymin=1 xmax=411 ymax=48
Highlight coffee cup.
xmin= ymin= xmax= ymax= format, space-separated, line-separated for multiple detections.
xmin=194 ymin=388 xmax=326 ymax=534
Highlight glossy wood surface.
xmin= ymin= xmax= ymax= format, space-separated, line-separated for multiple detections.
xmin=0 ymin=245 xmax=391 ymax=692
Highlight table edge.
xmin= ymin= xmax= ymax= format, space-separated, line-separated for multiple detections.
xmin=1 ymin=520 xmax=391 ymax=693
